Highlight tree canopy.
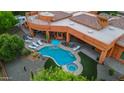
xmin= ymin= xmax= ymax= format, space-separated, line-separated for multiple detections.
xmin=32 ymin=67 xmax=87 ymax=81
xmin=0 ymin=11 xmax=18 ymax=34
xmin=0 ymin=34 xmax=24 ymax=62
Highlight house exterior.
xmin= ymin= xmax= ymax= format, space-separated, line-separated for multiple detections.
xmin=25 ymin=11 xmax=124 ymax=64
xmin=109 ymin=17 xmax=124 ymax=63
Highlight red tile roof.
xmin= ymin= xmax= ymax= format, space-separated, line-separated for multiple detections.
xmin=70 ymin=13 xmax=108 ymax=30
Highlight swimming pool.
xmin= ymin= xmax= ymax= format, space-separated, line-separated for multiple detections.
xmin=51 ymin=40 xmax=61 ymax=46
xmin=38 ymin=46 xmax=76 ymax=66
xmin=67 ymin=63 xmax=78 ymax=72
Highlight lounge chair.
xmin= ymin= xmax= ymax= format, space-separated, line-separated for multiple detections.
xmin=23 ymin=34 xmax=33 ymax=40
xmin=24 ymin=39 xmax=32 ymax=43
xmin=28 ymin=45 xmax=37 ymax=49
xmin=32 ymin=42 xmax=39 ymax=47
xmin=37 ymin=40 xmax=43 ymax=46
xmin=73 ymin=45 xmax=80 ymax=51
xmin=27 ymin=35 xmax=33 ymax=40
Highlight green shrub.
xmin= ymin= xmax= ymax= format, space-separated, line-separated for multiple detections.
xmin=0 ymin=34 xmax=24 ymax=62
xmin=0 ymin=11 xmax=18 ymax=34
xmin=21 ymin=48 xmax=31 ymax=56
xmin=32 ymin=67 xmax=87 ymax=81
xmin=108 ymin=69 xmax=115 ymax=76
xmin=44 ymin=58 xmax=58 ymax=69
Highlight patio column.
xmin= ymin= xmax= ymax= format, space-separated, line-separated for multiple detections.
xmin=99 ymin=50 xmax=108 ymax=64
xmin=107 ymin=47 xmax=115 ymax=57
xmin=29 ymin=27 xmax=34 ymax=37
xmin=46 ymin=31 xmax=50 ymax=42
xmin=66 ymin=32 xmax=70 ymax=44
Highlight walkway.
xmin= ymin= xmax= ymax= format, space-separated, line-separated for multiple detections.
xmin=105 ymin=57 xmax=124 ymax=74
xmin=20 ymin=25 xmax=30 ymax=35
xmin=97 ymin=64 xmax=121 ymax=81
xmin=5 ymin=57 xmax=45 ymax=81
xmin=80 ymin=43 xmax=100 ymax=62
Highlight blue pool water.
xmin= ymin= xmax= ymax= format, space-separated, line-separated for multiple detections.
xmin=51 ymin=40 xmax=61 ymax=46
xmin=38 ymin=46 xmax=76 ymax=66
xmin=67 ymin=63 xmax=78 ymax=72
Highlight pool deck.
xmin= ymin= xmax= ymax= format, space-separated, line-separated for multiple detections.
xmin=24 ymin=35 xmax=83 ymax=75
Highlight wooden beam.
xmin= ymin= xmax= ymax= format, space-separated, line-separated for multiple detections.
xmin=46 ymin=31 xmax=50 ymax=42
xmin=107 ymin=47 xmax=115 ymax=57
xmin=99 ymin=50 xmax=108 ymax=64
xmin=66 ymin=32 xmax=70 ymax=43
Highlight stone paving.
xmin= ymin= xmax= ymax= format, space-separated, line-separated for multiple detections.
xmin=97 ymin=64 xmax=121 ymax=81
xmin=5 ymin=57 xmax=45 ymax=81
xmin=105 ymin=57 xmax=124 ymax=75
